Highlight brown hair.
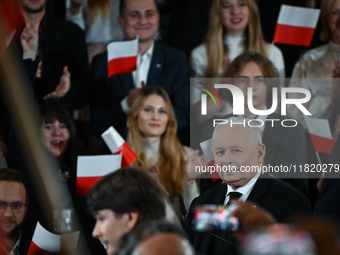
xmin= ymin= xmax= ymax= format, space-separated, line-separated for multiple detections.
xmin=205 ymin=0 xmax=268 ymax=77
xmin=225 ymin=51 xmax=279 ymax=107
xmin=87 ymin=0 xmax=110 ymax=21
xmin=320 ymin=0 xmax=337 ymax=41
xmin=87 ymin=168 xmax=165 ymax=225
xmin=127 ymin=87 xmax=186 ymax=198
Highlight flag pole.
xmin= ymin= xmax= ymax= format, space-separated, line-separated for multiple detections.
xmin=315 ymin=151 xmax=322 ymax=165
xmin=135 ymin=36 xmax=140 ymax=87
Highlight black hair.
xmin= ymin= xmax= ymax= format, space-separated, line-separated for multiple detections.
xmin=87 ymin=167 xmax=165 ymax=225
xmin=0 ymin=168 xmax=28 ymax=197
xmin=40 ymin=99 xmax=78 ymax=192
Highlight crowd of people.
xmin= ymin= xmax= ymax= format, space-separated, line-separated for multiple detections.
xmin=1 ymin=0 xmax=340 ymax=254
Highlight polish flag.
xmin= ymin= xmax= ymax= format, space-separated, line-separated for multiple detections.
xmin=27 ymin=222 xmax=79 ymax=254
xmin=200 ymin=139 xmax=220 ymax=182
xmin=76 ymin=154 xmax=122 ymax=196
xmin=107 ymin=37 xmax=138 ymax=78
xmin=102 ymin=126 xmax=138 ymax=167
xmin=273 ymin=5 xmax=320 ymax=46
xmin=305 ymin=117 xmax=335 ymax=154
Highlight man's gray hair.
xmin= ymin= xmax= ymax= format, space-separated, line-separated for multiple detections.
xmin=212 ymin=117 xmax=262 ymax=145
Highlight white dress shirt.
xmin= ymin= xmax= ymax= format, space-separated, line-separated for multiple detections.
xmin=121 ymin=43 xmax=155 ymax=114
xmin=223 ymin=170 xmax=261 ymax=205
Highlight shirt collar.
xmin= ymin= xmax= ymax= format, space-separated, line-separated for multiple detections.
xmin=139 ymin=42 xmax=154 ymax=60
xmin=226 ymin=170 xmax=261 ymax=196
xmin=0 ymin=231 xmax=21 ymax=255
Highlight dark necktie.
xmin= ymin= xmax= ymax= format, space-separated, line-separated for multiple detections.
xmin=227 ymin=192 xmax=242 ymax=205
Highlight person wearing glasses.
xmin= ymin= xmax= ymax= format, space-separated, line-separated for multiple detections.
xmin=0 ymin=168 xmax=29 ymax=255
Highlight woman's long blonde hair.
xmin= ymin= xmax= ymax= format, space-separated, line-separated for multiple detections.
xmin=320 ymin=0 xmax=337 ymax=41
xmin=127 ymin=87 xmax=186 ymax=198
xmin=88 ymin=0 xmax=110 ymax=20
xmin=206 ymin=0 xmax=268 ymax=77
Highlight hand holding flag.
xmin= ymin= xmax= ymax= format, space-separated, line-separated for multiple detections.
xmin=102 ymin=126 xmax=137 ymax=167
xmin=107 ymin=37 xmax=138 ymax=78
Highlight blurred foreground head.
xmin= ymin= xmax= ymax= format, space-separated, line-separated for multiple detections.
xmin=240 ymin=217 xmax=340 ymax=255
xmin=118 ymin=220 xmax=195 ymax=255
xmin=87 ymin=167 xmax=166 ymax=255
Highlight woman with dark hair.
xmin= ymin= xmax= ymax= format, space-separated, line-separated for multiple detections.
xmin=40 ymin=99 xmax=78 ymax=194
xmin=127 ymin=87 xmax=202 ymax=212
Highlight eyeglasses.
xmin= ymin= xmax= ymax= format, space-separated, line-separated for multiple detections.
xmin=0 ymin=202 xmax=26 ymax=214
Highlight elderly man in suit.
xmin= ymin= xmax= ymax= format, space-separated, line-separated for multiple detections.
xmin=185 ymin=117 xmax=311 ymax=255
xmin=91 ymin=0 xmax=189 ymax=140
xmin=200 ymin=51 xmax=308 ymax=195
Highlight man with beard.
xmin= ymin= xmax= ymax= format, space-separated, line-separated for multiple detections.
xmin=0 ymin=168 xmax=29 ymax=255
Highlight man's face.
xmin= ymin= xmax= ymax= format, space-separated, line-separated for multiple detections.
xmin=235 ymin=61 xmax=268 ymax=110
xmin=0 ymin=181 xmax=28 ymax=238
xmin=212 ymin=126 xmax=265 ymax=189
xmin=118 ymin=0 xmax=159 ymax=43
xmin=92 ymin=209 xmax=135 ymax=255
xmin=20 ymin=0 xmax=47 ymax=13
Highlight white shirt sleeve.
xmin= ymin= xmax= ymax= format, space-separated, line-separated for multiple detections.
xmin=121 ymin=96 xmax=131 ymax=115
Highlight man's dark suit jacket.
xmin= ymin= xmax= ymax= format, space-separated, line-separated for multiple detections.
xmin=15 ymin=13 xmax=89 ymax=110
xmin=185 ymin=175 xmax=311 ymax=255
xmin=90 ymin=42 xmax=190 ymax=138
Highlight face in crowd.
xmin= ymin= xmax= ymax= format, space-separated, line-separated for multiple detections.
xmin=0 ymin=181 xmax=28 ymax=239
xmin=118 ymin=0 xmax=160 ymax=43
xmin=328 ymin=0 xmax=340 ymax=42
xmin=92 ymin=209 xmax=138 ymax=255
xmin=235 ymin=61 xmax=267 ymax=111
xmin=137 ymin=94 xmax=169 ymax=140
xmin=221 ymin=0 xmax=249 ymax=37
xmin=212 ymin=125 xmax=265 ymax=189
xmin=40 ymin=118 xmax=70 ymax=157
xmin=19 ymin=0 xmax=46 ymax=13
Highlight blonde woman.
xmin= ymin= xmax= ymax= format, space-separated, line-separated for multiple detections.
xmin=66 ymin=0 xmax=124 ymax=63
xmin=127 ymin=87 xmax=202 ymax=212
xmin=190 ymin=0 xmax=284 ymax=80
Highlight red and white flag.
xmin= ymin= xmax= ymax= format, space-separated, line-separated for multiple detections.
xmin=305 ymin=116 xmax=335 ymax=154
xmin=102 ymin=126 xmax=138 ymax=167
xmin=107 ymin=37 xmax=138 ymax=78
xmin=27 ymin=222 xmax=79 ymax=254
xmin=273 ymin=5 xmax=320 ymax=46
xmin=76 ymin=154 xmax=122 ymax=196
xmin=200 ymin=139 xmax=220 ymax=182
